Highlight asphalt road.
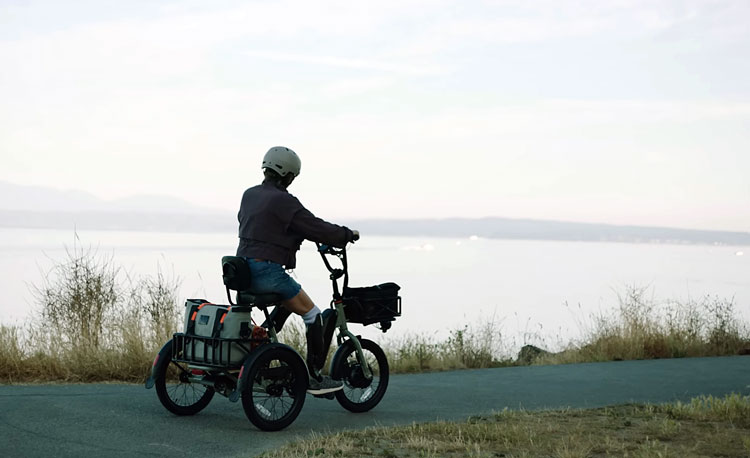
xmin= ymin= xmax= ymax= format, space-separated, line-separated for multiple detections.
xmin=1 ymin=355 xmax=748 ymax=458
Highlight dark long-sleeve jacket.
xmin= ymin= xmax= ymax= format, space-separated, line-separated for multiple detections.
xmin=236 ymin=179 xmax=353 ymax=268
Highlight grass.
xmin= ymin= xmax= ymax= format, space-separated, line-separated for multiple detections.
xmin=374 ymin=285 xmax=749 ymax=372
xmin=257 ymin=393 xmax=750 ymax=458
xmin=381 ymin=315 xmax=515 ymax=373
xmin=537 ymin=286 xmax=750 ymax=366
xmin=0 ymin=244 xmax=182 ymax=383
xmin=0 ymin=246 xmax=748 ymax=383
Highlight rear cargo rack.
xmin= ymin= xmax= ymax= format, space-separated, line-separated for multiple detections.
xmin=171 ymin=333 xmax=266 ymax=369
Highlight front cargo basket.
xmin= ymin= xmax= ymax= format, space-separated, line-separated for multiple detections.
xmin=341 ymin=282 xmax=401 ymax=326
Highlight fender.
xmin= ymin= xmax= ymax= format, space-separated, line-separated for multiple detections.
xmin=228 ymin=342 xmax=307 ymax=403
xmin=145 ymin=339 xmax=173 ymax=389
xmin=329 ymin=337 xmax=356 ymax=378
xmin=329 ymin=336 xmax=375 ymax=380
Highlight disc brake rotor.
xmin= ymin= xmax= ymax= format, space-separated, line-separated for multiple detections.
xmin=347 ymin=363 xmax=372 ymax=389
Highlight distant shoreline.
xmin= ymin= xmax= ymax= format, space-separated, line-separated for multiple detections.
xmin=2 ymin=210 xmax=749 ymax=246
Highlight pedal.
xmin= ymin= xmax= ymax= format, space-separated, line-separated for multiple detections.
xmin=312 ymin=392 xmax=335 ymax=400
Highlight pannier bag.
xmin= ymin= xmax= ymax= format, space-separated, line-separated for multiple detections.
xmin=341 ymin=282 xmax=401 ymax=326
xmin=183 ymin=298 xmax=212 ymax=335
xmin=181 ymin=299 xmax=264 ymax=366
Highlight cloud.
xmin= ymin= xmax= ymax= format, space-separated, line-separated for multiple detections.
xmin=1 ymin=1 xmax=749 ymax=229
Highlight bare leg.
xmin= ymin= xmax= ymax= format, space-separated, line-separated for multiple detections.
xmin=282 ymin=288 xmax=341 ymax=392
xmin=282 ymin=288 xmax=315 ymax=316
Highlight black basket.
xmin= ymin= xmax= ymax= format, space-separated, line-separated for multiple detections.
xmin=341 ymin=282 xmax=401 ymax=326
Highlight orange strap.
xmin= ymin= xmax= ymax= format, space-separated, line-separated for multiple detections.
xmin=191 ymin=302 xmax=213 ymax=321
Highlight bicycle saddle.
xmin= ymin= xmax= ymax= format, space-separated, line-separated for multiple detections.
xmin=221 ymin=256 xmax=283 ymax=307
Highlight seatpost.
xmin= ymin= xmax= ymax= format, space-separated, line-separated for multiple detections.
xmin=261 ymin=306 xmax=278 ymax=342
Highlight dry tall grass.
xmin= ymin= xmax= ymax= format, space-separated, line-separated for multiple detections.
xmin=538 ymin=285 xmax=750 ymax=365
xmin=382 ymin=314 xmax=514 ymax=372
xmin=0 ymin=244 xmax=182 ymax=383
xmin=1 ymin=248 xmax=748 ymax=383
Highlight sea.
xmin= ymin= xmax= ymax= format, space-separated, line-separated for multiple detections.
xmin=1 ymin=227 xmax=748 ymax=354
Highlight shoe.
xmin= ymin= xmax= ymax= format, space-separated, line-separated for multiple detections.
xmin=307 ymin=375 xmax=343 ymax=395
xmin=306 ymin=313 xmax=341 ymax=395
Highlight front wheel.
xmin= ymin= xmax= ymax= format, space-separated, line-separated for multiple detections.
xmin=154 ymin=340 xmax=215 ymax=416
xmin=331 ymin=338 xmax=389 ymax=413
xmin=241 ymin=346 xmax=307 ymax=431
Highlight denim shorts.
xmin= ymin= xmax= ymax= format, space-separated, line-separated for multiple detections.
xmin=244 ymin=258 xmax=301 ymax=301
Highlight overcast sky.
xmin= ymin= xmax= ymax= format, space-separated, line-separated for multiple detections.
xmin=1 ymin=0 xmax=748 ymax=231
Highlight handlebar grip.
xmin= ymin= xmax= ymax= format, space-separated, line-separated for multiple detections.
xmin=351 ymin=230 xmax=360 ymax=242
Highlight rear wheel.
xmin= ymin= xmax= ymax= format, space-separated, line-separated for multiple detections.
xmin=241 ymin=346 xmax=307 ymax=431
xmin=331 ymin=338 xmax=389 ymax=413
xmin=154 ymin=341 xmax=215 ymax=416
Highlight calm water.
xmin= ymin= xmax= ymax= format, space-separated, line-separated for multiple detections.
xmin=1 ymin=228 xmax=748 ymax=351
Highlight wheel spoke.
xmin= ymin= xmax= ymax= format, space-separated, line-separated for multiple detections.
xmin=338 ymin=343 xmax=386 ymax=408
xmin=241 ymin=348 xmax=306 ymax=430
xmin=164 ymin=361 xmax=208 ymax=407
xmin=154 ymin=343 xmax=215 ymax=416
xmin=251 ymin=358 xmax=296 ymax=420
xmin=254 ymin=390 xmax=293 ymax=420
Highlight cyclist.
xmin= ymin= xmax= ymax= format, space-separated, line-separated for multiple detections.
xmin=236 ymin=146 xmax=359 ymax=395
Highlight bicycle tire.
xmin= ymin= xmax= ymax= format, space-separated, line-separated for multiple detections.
xmin=241 ymin=346 xmax=307 ymax=431
xmin=331 ymin=338 xmax=389 ymax=413
xmin=154 ymin=340 xmax=215 ymax=416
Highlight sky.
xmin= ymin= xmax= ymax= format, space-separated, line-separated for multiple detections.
xmin=1 ymin=0 xmax=749 ymax=231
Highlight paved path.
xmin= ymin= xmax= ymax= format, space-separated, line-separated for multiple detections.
xmin=1 ymin=356 xmax=748 ymax=458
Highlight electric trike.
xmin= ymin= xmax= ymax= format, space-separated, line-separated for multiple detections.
xmin=145 ymin=241 xmax=401 ymax=431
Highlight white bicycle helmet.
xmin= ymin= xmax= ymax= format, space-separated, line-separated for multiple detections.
xmin=262 ymin=146 xmax=301 ymax=177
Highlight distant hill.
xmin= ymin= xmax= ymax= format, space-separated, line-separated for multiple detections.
xmin=1 ymin=211 xmax=749 ymax=246
xmin=0 ymin=210 xmax=234 ymax=233
xmin=1 ymin=181 xmax=748 ymax=245
xmin=0 ymin=180 xmax=219 ymax=214
xmin=349 ymin=218 xmax=750 ymax=246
